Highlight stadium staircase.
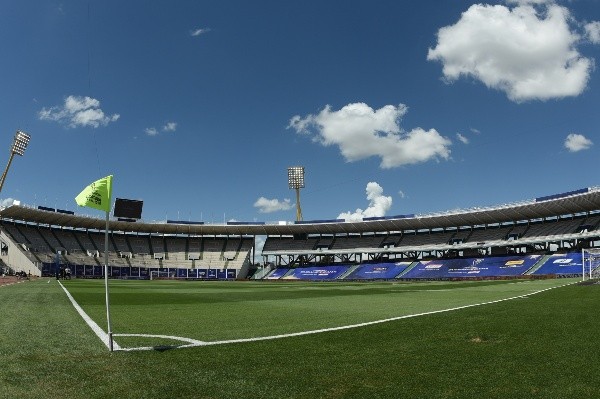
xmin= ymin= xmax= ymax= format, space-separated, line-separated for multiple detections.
xmin=109 ymin=234 xmax=119 ymax=255
xmin=12 ymin=224 xmax=30 ymax=246
xmin=163 ymin=238 xmax=169 ymax=260
xmin=219 ymin=240 xmax=226 ymax=266
xmin=37 ymin=228 xmax=54 ymax=253
xmin=223 ymin=240 xmax=231 ymax=268
xmin=281 ymin=269 xmax=295 ymax=279
xmin=70 ymin=231 xmax=100 ymax=266
xmin=146 ymin=236 xmax=154 ymax=259
xmin=184 ymin=237 xmax=190 ymax=264
xmin=50 ymin=230 xmax=64 ymax=252
xmin=12 ymin=224 xmax=43 ymax=265
xmin=396 ymin=261 xmax=419 ymax=278
xmin=234 ymin=238 xmax=244 ymax=262
xmin=82 ymin=234 xmax=101 ymax=266
xmin=524 ymin=254 xmax=553 ymax=275
xmin=252 ymin=266 xmax=273 ymax=280
xmin=124 ymin=256 xmax=132 ymax=267
xmin=109 ymin=235 xmax=125 ymax=266
xmin=339 ymin=265 xmax=360 ymax=279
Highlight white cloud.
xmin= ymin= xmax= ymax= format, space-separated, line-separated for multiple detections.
xmin=0 ymin=198 xmax=18 ymax=207
xmin=456 ymin=133 xmax=469 ymax=144
xmin=427 ymin=2 xmax=593 ymax=102
xmin=564 ymin=133 xmax=592 ymax=152
xmin=338 ymin=182 xmax=392 ymax=222
xmin=398 ymin=190 xmax=406 ymax=199
xmin=163 ymin=122 xmax=177 ymax=132
xmin=505 ymin=0 xmax=551 ymax=4
xmin=254 ymin=197 xmax=294 ymax=213
xmin=145 ymin=127 xmax=159 ymax=136
xmin=190 ymin=27 xmax=210 ymax=37
xmin=470 ymin=128 xmax=481 ymax=134
xmin=289 ymin=103 xmax=451 ymax=168
xmin=39 ymin=95 xmax=120 ymax=128
xmin=145 ymin=122 xmax=177 ymax=136
xmin=585 ymin=21 xmax=600 ymax=44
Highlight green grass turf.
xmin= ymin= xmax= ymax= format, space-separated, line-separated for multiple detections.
xmin=64 ymin=278 xmax=571 ymax=345
xmin=1 ymin=277 xmax=598 ymax=398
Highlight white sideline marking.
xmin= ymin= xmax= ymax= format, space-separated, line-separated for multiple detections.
xmin=58 ymin=281 xmax=121 ymax=351
xmin=116 ymin=281 xmax=575 ymax=352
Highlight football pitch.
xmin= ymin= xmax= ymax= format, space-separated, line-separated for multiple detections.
xmin=1 ymin=277 xmax=599 ymax=398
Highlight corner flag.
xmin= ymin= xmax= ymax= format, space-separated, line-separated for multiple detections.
xmin=75 ymin=175 xmax=113 ymax=212
xmin=75 ymin=174 xmax=116 ymax=351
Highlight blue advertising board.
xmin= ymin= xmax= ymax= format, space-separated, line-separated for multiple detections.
xmin=283 ymin=265 xmax=349 ymax=280
xmin=533 ymin=252 xmax=593 ymax=275
xmin=346 ymin=262 xmax=412 ymax=279
xmin=403 ymin=255 xmax=541 ymax=279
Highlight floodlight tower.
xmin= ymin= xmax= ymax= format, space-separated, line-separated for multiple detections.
xmin=288 ymin=166 xmax=305 ymax=221
xmin=0 ymin=130 xmax=31 ymax=195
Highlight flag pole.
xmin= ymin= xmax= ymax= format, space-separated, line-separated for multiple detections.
xmin=104 ymin=209 xmax=113 ymax=351
xmin=75 ymin=174 xmax=114 ymax=352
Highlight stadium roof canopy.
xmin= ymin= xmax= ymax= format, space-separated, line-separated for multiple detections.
xmin=1 ymin=187 xmax=600 ymax=236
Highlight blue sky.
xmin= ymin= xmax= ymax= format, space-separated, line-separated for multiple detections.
xmin=1 ymin=0 xmax=599 ymax=223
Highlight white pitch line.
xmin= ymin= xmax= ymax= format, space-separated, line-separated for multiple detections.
xmin=58 ymin=280 xmax=121 ymax=351
xmin=116 ymin=281 xmax=575 ymax=352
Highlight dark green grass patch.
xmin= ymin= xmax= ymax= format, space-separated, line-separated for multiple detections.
xmin=1 ymin=278 xmax=598 ymax=398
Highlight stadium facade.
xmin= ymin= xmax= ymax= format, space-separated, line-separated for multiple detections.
xmin=1 ymin=187 xmax=600 ymax=279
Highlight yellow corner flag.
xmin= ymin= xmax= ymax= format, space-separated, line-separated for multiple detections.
xmin=75 ymin=175 xmax=113 ymax=212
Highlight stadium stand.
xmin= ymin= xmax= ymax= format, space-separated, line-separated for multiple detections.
xmin=188 ymin=237 xmax=202 ymax=260
xmin=520 ymin=218 xmax=584 ymax=238
xmin=165 ymin=237 xmax=187 ymax=262
xmin=397 ymin=230 xmax=456 ymax=247
xmin=330 ymin=234 xmax=385 ymax=250
xmin=263 ymin=236 xmax=318 ymax=252
xmin=201 ymin=238 xmax=226 ymax=268
xmin=465 ymin=225 xmax=513 ymax=243
xmin=381 ymin=233 xmax=402 ymax=247
xmin=581 ymin=214 xmax=600 ymax=230
xmin=0 ymin=220 xmax=253 ymax=278
xmin=112 ymin=233 xmax=132 ymax=258
xmin=150 ymin=236 xmax=166 ymax=259
xmin=2 ymin=186 xmax=600 ymax=279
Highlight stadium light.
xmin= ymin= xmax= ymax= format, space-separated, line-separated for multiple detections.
xmin=288 ymin=166 xmax=305 ymax=221
xmin=0 ymin=130 xmax=31 ymax=195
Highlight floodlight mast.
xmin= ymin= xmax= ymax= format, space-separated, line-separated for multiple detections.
xmin=288 ymin=166 xmax=305 ymax=221
xmin=0 ymin=130 xmax=31 ymax=195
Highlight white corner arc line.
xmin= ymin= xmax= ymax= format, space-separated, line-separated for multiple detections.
xmin=58 ymin=281 xmax=121 ymax=351
xmin=116 ymin=281 xmax=575 ymax=352
xmin=114 ymin=333 xmax=205 ymax=345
